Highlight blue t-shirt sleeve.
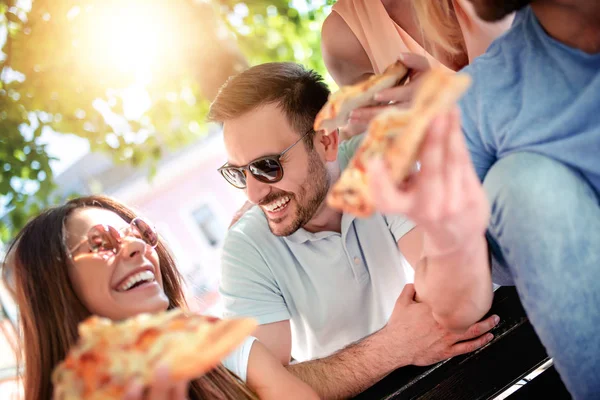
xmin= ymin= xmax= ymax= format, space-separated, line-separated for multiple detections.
xmin=458 ymin=68 xmax=496 ymax=182
xmin=219 ymin=230 xmax=291 ymax=325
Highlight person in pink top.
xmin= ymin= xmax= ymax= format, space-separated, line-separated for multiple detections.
xmin=321 ymin=0 xmax=513 ymax=135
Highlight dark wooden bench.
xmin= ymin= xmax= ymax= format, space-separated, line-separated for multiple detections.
xmin=354 ymin=287 xmax=571 ymax=400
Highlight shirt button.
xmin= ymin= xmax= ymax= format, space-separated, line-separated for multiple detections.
xmin=353 ymin=257 xmax=360 ymax=265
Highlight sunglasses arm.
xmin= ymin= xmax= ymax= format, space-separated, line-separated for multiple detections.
xmin=67 ymin=239 xmax=88 ymax=257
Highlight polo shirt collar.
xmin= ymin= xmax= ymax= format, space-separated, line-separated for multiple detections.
xmin=283 ymin=212 xmax=357 ymax=244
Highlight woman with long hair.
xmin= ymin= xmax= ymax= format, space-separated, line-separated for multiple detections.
xmin=3 ymin=195 xmax=318 ymax=400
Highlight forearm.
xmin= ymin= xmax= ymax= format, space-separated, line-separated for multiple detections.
xmin=286 ymin=330 xmax=407 ymax=399
xmin=415 ymin=234 xmax=493 ymax=332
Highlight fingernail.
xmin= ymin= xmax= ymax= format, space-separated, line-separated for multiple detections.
xmin=154 ymin=363 xmax=170 ymax=379
xmin=125 ymin=382 xmax=143 ymax=397
xmin=367 ymin=157 xmax=384 ymax=171
xmin=493 ymin=315 xmax=500 ymax=325
xmin=486 ymin=333 xmax=494 ymax=341
xmin=398 ymin=53 xmax=405 ymax=61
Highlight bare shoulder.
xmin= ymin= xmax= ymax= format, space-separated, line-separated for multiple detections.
xmin=321 ymin=11 xmax=372 ymax=86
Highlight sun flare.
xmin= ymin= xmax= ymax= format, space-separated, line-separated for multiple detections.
xmin=76 ymin=0 xmax=180 ymax=83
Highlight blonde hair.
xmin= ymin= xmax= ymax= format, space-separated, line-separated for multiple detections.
xmin=412 ymin=0 xmax=468 ymax=65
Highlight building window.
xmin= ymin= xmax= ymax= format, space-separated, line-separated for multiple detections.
xmin=191 ymin=204 xmax=224 ymax=247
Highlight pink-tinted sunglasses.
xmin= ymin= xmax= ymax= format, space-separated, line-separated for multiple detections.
xmin=68 ymin=217 xmax=158 ymax=258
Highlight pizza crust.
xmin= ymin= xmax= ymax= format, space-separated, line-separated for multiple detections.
xmin=314 ymin=60 xmax=409 ymax=133
xmin=327 ymin=68 xmax=472 ymax=217
xmin=52 ymin=310 xmax=257 ymax=399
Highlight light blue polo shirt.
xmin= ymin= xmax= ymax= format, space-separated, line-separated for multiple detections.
xmin=220 ymin=135 xmax=415 ymax=362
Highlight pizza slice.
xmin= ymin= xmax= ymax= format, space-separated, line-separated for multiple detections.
xmin=327 ymin=68 xmax=472 ymax=217
xmin=52 ymin=310 xmax=258 ymax=400
xmin=384 ymin=69 xmax=472 ymax=184
xmin=327 ymin=110 xmax=411 ymax=217
xmin=314 ymin=60 xmax=409 ymax=133
xmin=328 ymin=161 xmax=373 ymax=218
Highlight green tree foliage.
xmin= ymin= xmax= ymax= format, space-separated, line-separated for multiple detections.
xmin=220 ymin=0 xmax=335 ymax=84
xmin=0 ymin=0 xmax=335 ymax=242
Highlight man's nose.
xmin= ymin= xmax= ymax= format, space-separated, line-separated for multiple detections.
xmin=245 ymin=174 xmax=271 ymax=205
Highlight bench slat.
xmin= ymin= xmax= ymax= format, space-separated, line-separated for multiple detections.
xmin=354 ymin=287 xmax=565 ymax=400
xmin=506 ymin=365 xmax=571 ymax=400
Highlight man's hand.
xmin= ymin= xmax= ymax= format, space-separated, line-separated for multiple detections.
xmin=286 ymin=284 xmax=499 ymax=399
xmin=382 ymin=284 xmax=498 ymax=366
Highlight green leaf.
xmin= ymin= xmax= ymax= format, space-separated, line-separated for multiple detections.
xmin=1 ymin=0 xmax=335 ymax=241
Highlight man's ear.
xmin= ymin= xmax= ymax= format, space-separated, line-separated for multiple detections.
xmin=314 ymin=128 xmax=340 ymax=162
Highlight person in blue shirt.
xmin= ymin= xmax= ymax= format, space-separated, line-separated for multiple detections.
xmin=366 ymin=1 xmax=600 ymax=398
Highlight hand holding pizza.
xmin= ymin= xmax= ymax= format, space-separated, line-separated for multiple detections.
xmin=367 ymin=107 xmax=490 ymax=257
xmin=52 ymin=310 xmax=258 ymax=399
xmin=124 ymin=365 xmax=188 ymax=400
xmin=347 ymin=53 xmax=432 ymax=127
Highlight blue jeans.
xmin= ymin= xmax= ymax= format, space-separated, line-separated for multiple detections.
xmin=483 ymin=153 xmax=600 ymax=399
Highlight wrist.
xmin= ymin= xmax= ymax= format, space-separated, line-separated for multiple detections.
xmin=416 ymin=235 xmax=491 ymax=316
xmin=422 ymin=229 xmax=485 ymax=259
xmin=377 ymin=324 xmax=413 ymax=367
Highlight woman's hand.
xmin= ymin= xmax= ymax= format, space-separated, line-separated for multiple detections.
xmin=347 ymin=53 xmax=433 ymax=128
xmin=124 ymin=365 xmax=189 ymax=400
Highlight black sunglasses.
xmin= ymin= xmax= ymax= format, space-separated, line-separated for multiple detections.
xmin=218 ymin=130 xmax=312 ymax=189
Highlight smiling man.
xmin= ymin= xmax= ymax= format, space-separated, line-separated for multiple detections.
xmin=208 ymin=62 xmax=498 ymax=399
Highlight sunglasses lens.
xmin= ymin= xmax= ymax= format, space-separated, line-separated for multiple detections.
xmin=87 ymin=225 xmax=120 ymax=254
xmin=131 ymin=218 xmax=158 ymax=247
xmin=221 ymin=168 xmax=247 ymax=189
xmin=249 ymin=158 xmax=283 ymax=183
